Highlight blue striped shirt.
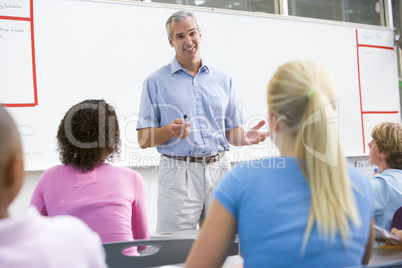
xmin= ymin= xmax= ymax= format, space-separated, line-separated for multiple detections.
xmin=136 ymin=57 xmax=244 ymax=157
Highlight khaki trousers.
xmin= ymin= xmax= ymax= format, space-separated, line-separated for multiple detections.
xmin=156 ymin=155 xmax=231 ymax=233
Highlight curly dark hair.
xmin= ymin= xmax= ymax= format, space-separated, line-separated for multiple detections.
xmin=371 ymin=121 xmax=402 ymax=170
xmin=57 ymin=99 xmax=120 ymax=172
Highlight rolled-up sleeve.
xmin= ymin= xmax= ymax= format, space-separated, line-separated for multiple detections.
xmin=136 ymin=77 xmax=160 ymax=130
xmin=224 ymin=77 xmax=244 ymax=130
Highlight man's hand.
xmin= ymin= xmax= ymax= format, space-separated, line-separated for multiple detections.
xmin=226 ymin=120 xmax=269 ymax=146
xmin=243 ymin=120 xmax=269 ymax=145
xmin=137 ymin=118 xmax=191 ymax=149
xmin=170 ymin=118 xmax=191 ymax=139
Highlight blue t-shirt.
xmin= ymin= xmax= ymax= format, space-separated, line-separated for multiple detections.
xmin=371 ymin=169 xmax=402 ymax=231
xmin=214 ymin=157 xmax=373 ymax=268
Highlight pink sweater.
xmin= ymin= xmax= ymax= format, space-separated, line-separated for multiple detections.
xmin=30 ymin=164 xmax=150 ymax=244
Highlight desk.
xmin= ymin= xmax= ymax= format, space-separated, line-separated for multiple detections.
xmin=152 ymin=229 xmax=201 ymax=240
xmin=151 ymin=255 xmax=243 ymax=268
xmin=369 ymin=248 xmax=402 ymax=265
xmin=152 ymin=230 xmax=402 ymax=267
xmin=152 ymin=229 xmax=239 ymax=257
xmin=151 ymin=230 xmax=241 ymax=267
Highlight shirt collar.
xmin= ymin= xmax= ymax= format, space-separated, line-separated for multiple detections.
xmin=170 ymin=57 xmax=209 ymax=75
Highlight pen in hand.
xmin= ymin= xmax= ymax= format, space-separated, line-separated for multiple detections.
xmin=177 ymin=114 xmax=190 ymax=140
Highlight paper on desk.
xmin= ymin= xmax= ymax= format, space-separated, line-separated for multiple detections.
xmin=375 ymin=225 xmax=402 ymax=245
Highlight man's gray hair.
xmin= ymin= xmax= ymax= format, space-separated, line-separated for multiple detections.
xmin=165 ymin=10 xmax=201 ymax=40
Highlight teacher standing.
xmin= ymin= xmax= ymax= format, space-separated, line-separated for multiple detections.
xmin=136 ymin=10 xmax=268 ymax=233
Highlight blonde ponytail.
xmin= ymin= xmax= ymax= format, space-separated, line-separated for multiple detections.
xmin=268 ymin=61 xmax=360 ymax=252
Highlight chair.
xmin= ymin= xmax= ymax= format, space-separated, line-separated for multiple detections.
xmin=391 ymin=207 xmax=402 ymax=230
xmin=103 ymin=238 xmax=194 ymax=268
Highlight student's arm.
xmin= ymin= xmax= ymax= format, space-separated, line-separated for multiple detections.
xmin=370 ymin=178 xmax=386 ymax=217
xmin=29 ymin=176 xmax=48 ymax=216
xmin=362 ymin=219 xmax=375 ymax=265
xmin=132 ymin=172 xmax=149 ymax=239
xmin=185 ymin=200 xmax=237 ymax=268
xmin=137 ymin=119 xmax=191 ymax=149
xmin=226 ymin=120 xmax=268 ymax=146
xmin=132 ymin=172 xmax=150 ymax=251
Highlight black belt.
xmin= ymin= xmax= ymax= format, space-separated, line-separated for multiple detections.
xmin=162 ymin=151 xmax=225 ymax=164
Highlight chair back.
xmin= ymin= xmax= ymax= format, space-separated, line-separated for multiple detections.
xmin=103 ymin=238 xmax=194 ymax=268
xmin=391 ymin=207 xmax=402 ymax=230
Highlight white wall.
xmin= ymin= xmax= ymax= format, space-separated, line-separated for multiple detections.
xmin=4 ymin=0 xmax=400 ymax=172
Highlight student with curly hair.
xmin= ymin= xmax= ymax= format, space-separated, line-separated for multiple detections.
xmin=30 ymin=99 xmax=149 ymax=252
xmin=0 ymin=105 xmax=107 ymax=267
xmin=185 ymin=61 xmax=374 ymax=267
xmin=368 ymin=121 xmax=402 ymax=230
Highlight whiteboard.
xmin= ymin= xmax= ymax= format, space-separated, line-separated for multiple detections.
xmin=0 ymin=0 xmax=400 ymax=170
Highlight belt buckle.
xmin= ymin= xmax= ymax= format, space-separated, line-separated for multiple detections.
xmin=201 ymin=155 xmax=210 ymax=165
xmin=206 ymin=153 xmax=219 ymax=164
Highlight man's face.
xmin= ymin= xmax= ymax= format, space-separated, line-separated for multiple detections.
xmin=168 ymin=16 xmax=201 ymax=65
